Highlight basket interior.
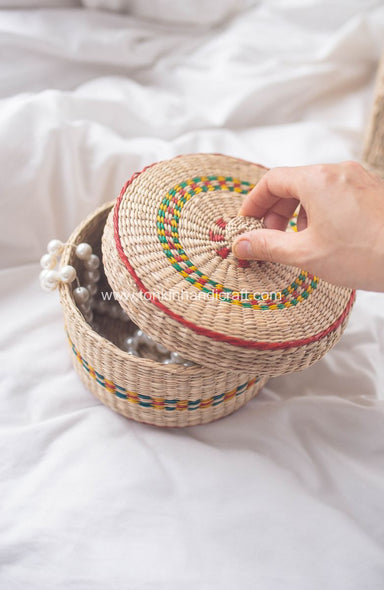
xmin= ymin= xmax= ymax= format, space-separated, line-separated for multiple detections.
xmin=65 ymin=205 xmax=184 ymax=362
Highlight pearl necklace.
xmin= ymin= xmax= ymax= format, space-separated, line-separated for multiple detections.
xmin=39 ymin=239 xmax=103 ymax=324
xmin=39 ymin=239 xmax=195 ymax=367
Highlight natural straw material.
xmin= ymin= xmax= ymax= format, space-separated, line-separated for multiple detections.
xmin=362 ymin=54 xmax=384 ymax=177
xmin=103 ymin=153 xmax=355 ymax=376
xmin=59 ymin=202 xmax=266 ymax=427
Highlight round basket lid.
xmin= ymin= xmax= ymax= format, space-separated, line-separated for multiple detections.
xmin=102 ymin=153 xmax=355 ymax=376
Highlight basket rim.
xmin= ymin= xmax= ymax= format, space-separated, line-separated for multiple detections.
xmin=58 ymin=201 xmax=237 ymax=377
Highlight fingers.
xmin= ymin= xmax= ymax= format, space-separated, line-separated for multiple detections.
xmin=232 ymin=228 xmax=309 ymax=268
xmin=296 ymin=205 xmax=308 ymax=231
xmin=263 ymin=197 xmax=299 ymax=231
xmin=240 ymin=166 xmax=310 ymax=219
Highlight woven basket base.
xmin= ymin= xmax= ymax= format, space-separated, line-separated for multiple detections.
xmin=71 ymin=354 xmax=267 ymax=427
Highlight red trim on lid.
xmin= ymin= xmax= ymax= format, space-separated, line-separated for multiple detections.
xmin=113 ymin=155 xmax=355 ymax=351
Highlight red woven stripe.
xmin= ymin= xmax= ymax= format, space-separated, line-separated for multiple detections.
xmin=216 ymin=246 xmax=230 ymax=259
xmin=215 ymin=217 xmax=226 ymax=229
xmin=113 ymin=156 xmax=355 ymax=351
xmin=209 ymin=230 xmax=226 ymax=243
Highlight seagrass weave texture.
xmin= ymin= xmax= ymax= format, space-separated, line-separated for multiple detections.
xmin=102 ymin=153 xmax=355 ymax=375
xmin=362 ymin=54 xmax=384 ymax=177
xmin=59 ymin=202 xmax=266 ymax=427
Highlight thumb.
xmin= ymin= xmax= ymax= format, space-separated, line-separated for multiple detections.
xmin=232 ymin=228 xmax=307 ymax=267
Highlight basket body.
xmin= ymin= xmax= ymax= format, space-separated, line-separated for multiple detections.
xmin=59 ymin=203 xmax=266 ymax=427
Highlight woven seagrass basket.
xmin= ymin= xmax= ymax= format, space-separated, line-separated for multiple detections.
xmin=59 ymin=201 xmax=267 ymax=428
xmin=58 ymin=153 xmax=356 ymax=427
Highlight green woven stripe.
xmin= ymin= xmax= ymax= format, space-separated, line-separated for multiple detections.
xmin=70 ymin=339 xmax=259 ymax=412
xmin=157 ymin=176 xmax=318 ymax=308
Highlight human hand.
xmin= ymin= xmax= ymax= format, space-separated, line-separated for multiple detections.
xmin=233 ymin=161 xmax=384 ymax=292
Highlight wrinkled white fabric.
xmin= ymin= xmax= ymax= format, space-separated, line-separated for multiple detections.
xmin=82 ymin=0 xmax=249 ymax=26
xmin=1 ymin=2 xmax=384 ymax=589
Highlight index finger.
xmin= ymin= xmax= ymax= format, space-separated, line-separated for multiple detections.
xmin=240 ymin=166 xmax=308 ymax=218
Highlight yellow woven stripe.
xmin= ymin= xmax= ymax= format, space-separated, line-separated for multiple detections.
xmin=67 ymin=335 xmax=259 ymax=413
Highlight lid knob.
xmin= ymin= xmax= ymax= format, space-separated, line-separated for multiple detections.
xmin=225 ymin=216 xmax=264 ymax=251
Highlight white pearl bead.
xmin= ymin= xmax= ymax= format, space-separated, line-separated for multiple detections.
xmin=73 ymin=286 xmax=90 ymax=304
xmin=84 ymin=254 xmax=100 ymax=271
xmin=40 ymin=253 xmax=57 ymax=270
xmin=59 ymin=265 xmax=76 ymax=284
xmin=47 ymin=239 xmax=64 ymax=255
xmin=40 ymin=280 xmax=56 ymax=292
xmin=124 ymin=336 xmax=136 ymax=350
xmin=75 ymin=243 xmax=92 ymax=260
xmin=83 ymin=310 xmax=94 ymax=323
xmin=126 ymin=347 xmax=140 ymax=357
xmin=108 ymin=304 xmax=121 ymax=319
xmin=84 ymin=282 xmax=98 ymax=296
xmin=42 ymin=270 xmax=60 ymax=290
xmin=83 ymin=270 xmax=100 ymax=284
xmin=170 ymin=352 xmax=185 ymax=364
xmin=135 ymin=330 xmax=152 ymax=347
xmin=162 ymin=359 xmax=174 ymax=365
xmin=39 ymin=269 xmax=49 ymax=282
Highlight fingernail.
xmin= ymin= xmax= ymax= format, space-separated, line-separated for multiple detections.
xmin=233 ymin=239 xmax=252 ymax=259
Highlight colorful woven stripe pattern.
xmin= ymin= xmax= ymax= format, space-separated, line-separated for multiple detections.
xmin=69 ymin=336 xmax=259 ymax=412
xmin=157 ymin=176 xmax=318 ymax=309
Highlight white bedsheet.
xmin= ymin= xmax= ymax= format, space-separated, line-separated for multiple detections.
xmin=1 ymin=2 xmax=384 ymax=589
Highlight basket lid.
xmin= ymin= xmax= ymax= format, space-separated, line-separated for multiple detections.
xmin=102 ymin=153 xmax=355 ymax=376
